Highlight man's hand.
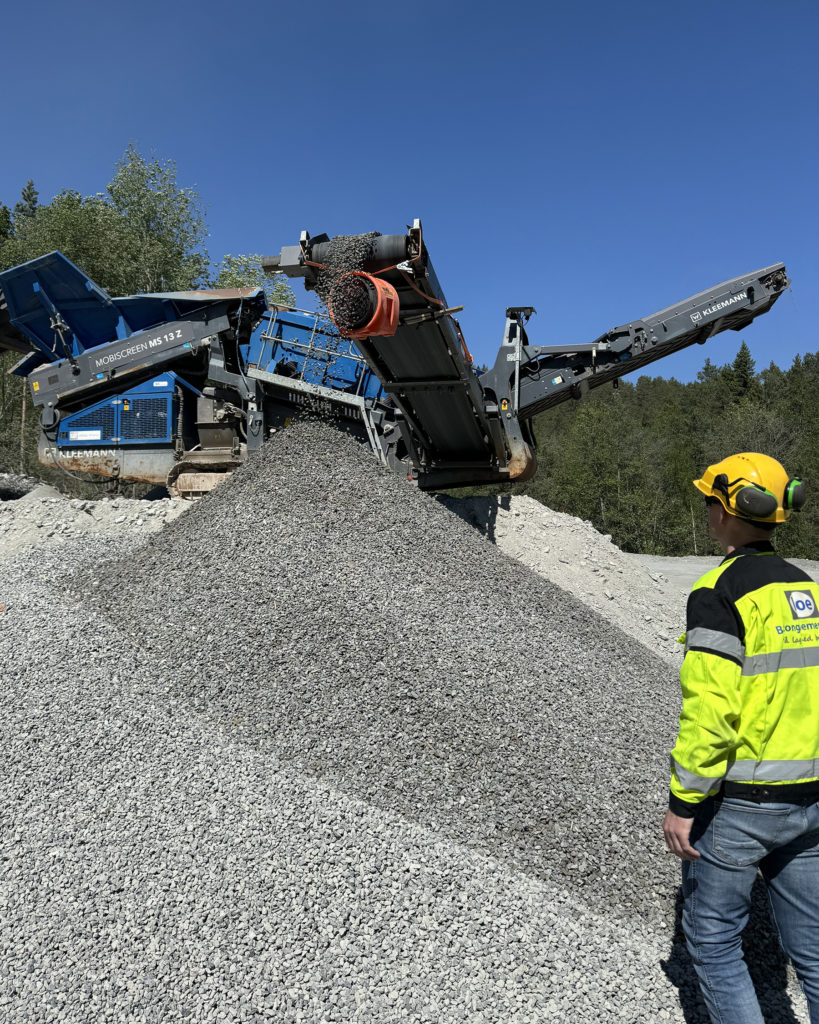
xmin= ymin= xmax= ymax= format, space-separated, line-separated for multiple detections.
xmin=663 ymin=809 xmax=701 ymax=861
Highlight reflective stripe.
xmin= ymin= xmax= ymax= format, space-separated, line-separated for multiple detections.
xmin=685 ymin=627 xmax=744 ymax=661
xmin=742 ymin=647 xmax=819 ymax=675
xmin=725 ymin=759 xmax=819 ymax=782
xmin=672 ymin=758 xmax=725 ymax=795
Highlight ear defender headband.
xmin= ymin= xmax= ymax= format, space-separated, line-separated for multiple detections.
xmin=713 ymin=473 xmax=806 ymax=520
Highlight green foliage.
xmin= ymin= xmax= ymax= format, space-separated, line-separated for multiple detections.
xmin=0 ymin=190 xmax=145 ymax=295
xmin=213 ymin=253 xmax=296 ymax=308
xmin=514 ymin=344 xmax=819 ymax=558
xmin=0 ymin=204 xmax=12 ymax=240
xmin=106 ymin=145 xmax=209 ymax=291
xmin=13 ymin=179 xmax=39 ymax=221
xmin=696 ymin=357 xmax=720 ymax=383
xmin=0 ymin=147 xmax=210 ymax=295
xmin=723 ymin=341 xmax=759 ymax=402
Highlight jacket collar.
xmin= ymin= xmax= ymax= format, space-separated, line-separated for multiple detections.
xmin=721 ymin=540 xmax=775 ymax=564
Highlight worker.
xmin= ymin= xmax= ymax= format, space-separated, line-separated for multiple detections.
xmin=663 ymin=452 xmax=819 ymax=1024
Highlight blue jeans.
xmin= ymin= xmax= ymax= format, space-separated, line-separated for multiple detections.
xmin=682 ymin=795 xmax=819 ymax=1024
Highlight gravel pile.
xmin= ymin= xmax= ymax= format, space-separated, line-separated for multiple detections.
xmin=1 ymin=420 xmax=808 ymax=1022
xmin=0 ymin=548 xmax=720 ymax=1024
xmin=83 ymin=419 xmax=680 ymax=917
xmin=438 ymin=495 xmax=689 ymax=665
xmin=0 ymin=487 xmax=184 ymax=557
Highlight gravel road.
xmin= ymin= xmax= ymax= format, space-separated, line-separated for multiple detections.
xmin=0 ymin=432 xmax=810 ymax=1023
xmin=625 ymin=552 xmax=819 ymax=593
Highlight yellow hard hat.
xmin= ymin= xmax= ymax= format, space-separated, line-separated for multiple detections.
xmin=693 ymin=452 xmax=806 ymax=524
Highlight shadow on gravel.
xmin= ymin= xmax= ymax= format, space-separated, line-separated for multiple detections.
xmin=436 ymin=493 xmax=507 ymax=543
xmin=662 ymin=884 xmax=802 ymax=1024
xmin=0 ymin=484 xmax=28 ymax=501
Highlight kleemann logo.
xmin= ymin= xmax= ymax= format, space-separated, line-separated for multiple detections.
xmin=786 ymin=590 xmax=819 ymax=620
xmin=690 ymin=292 xmax=747 ymax=324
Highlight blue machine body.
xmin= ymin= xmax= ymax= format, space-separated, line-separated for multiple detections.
xmin=51 ymin=311 xmax=387 ymax=451
xmin=1 ymin=252 xmax=126 ymax=369
xmin=244 ymin=307 xmax=385 ymax=401
xmin=0 ymin=252 xmax=386 ymax=462
xmin=56 ymin=372 xmax=199 ymax=448
xmin=1 ymin=251 xmax=385 ymax=402
xmin=1 ymin=251 xmax=256 ymax=370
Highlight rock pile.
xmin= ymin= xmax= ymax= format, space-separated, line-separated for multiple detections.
xmin=0 ymin=421 xmax=808 ymax=1023
xmin=0 ymin=470 xmax=37 ymax=501
xmin=0 ymin=486 xmax=183 ymax=557
xmin=83 ymin=419 xmax=681 ymax=918
xmin=438 ymin=495 xmax=688 ymax=665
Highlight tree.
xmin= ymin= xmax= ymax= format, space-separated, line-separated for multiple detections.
xmin=213 ymin=253 xmax=296 ymax=308
xmin=760 ymin=361 xmax=787 ymax=407
xmin=0 ymin=189 xmax=141 ymax=295
xmin=696 ymin=357 xmax=721 ymax=384
xmin=0 ymin=147 xmax=211 ymax=296
xmin=724 ymin=341 xmax=759 ymax=401
xmin=13 ymin=179 xmax=39 ymax=221
xmin=106 ymin=145 xmax=209 ymax=292
xmin=0 ymin=204 xmax=12 ymax=241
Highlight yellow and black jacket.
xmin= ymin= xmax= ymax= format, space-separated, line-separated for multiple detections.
xmin=670 ymin=540 xmax=819 ymax=817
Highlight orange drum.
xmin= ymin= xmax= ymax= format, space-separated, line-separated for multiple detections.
xmin=328 ymin=272 xmax=399 ymax=340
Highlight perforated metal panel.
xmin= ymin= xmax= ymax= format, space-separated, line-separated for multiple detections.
xmin=120 ymin=397 xmax=170 ymax=441
xmin=59 ymin=403 xmax=115 ymax=441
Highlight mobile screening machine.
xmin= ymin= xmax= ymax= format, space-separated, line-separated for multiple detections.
xmin=0 ymin=221 xmax=789 ymax=496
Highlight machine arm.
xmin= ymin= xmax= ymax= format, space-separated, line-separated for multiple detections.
xmin=480 ymin=263 xmax=790 ymax=421
xmin=271 ymin=225 xmax=790 ymax=490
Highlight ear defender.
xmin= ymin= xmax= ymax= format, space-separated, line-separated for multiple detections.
xmin=734 ymin=485 xmax=779 ymax=520
xmin=697 ymin=456 xmax=804 ymax=524
xmin=784 ymin=477 xmax=806 ymax=511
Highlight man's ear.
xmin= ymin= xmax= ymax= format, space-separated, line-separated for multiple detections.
xmin=712 ymin=502 xmax=731 ymax=534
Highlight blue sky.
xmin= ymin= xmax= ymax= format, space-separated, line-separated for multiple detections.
xmin=2 ymin=0 xmax=816 ymax=381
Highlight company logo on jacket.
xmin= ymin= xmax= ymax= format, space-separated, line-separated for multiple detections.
xmin=786 ymin=591 xmax=819 ymax=620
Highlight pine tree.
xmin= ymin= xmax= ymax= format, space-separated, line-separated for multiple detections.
xmin=13 ymin=180 xmax=39 ymax=220
xmin=696 ymin=357 xmax=721 ymax=383
xmin=726 ymin=341 xmax=758 ymax=400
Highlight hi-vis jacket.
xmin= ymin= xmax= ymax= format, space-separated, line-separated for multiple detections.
xmin=669 ymin=541 xmax=819 ymax=817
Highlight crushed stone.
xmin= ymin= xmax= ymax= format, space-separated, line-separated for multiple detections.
xmin=0 ymin=487 xmax=185 ymax=557
xmin=0 ymin=470 xmax=38 ymax=501
xmin=438 ymin=496 xmax=690 ymax=665
xmin=0 ymin=421 xmax=810 ymax=1022
xmin=81 ymin=419 xmax=682 ymax=919
xmin=313 ymin=232 xmax=379 ymax=309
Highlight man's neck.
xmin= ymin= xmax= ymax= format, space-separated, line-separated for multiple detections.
xmin=720 ymin=537 xmax=774 ymax=558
